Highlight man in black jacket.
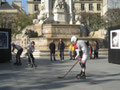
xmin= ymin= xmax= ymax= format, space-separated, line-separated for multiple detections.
xmin=58 ymin=39 xmax=65 ymax=61
xmin=49 ymin=40 xmax=56 ymax=61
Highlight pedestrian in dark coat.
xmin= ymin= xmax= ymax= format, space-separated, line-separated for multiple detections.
xmin=58 ymin=39 xmax=65 ymax=60
xmin=49 ymin=40 xmax=56 ymax=61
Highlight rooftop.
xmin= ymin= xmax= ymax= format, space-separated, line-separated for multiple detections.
xmin=0 ymin=2 xmax=14 ymax=10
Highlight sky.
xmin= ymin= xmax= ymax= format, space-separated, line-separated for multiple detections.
xmin=6 ymin=0 xmax=28 ymax=14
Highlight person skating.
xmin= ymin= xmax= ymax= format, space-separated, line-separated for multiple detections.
xmin=11 ymin=42 xmax=23 ymax=65
xmin=25 ymin=41 xmax=37 ymax=68
xmin=58 ymin=39 xmax=65 ymax=61
xmin=71 ymin=36 xmax=89 ymax=79
xmin=49 ymin=40 xmax=56 ymax=61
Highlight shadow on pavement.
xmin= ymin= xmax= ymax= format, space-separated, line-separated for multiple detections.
xmin=1 ymin=56 xmax=120 ymax=90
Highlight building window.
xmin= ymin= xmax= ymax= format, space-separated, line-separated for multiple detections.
xmin=89 ymin=4 xmax=93 ymax=11
xmin=97 ymin=4 xmax=101 ymax=11
xmin=81 ymin=4 xmax=85 ymax=11
xmin=34 ymin=4 xmax=38 ymax=11
xmin=34 ymin=0 xmax=40 ymax=1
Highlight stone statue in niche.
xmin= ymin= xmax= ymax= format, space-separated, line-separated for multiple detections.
xmin=55 ymin=0 xmax=65 ymax=9
xmin=75 ymin=15 xmax=81 ymax=24
xmin=38 ymin=1 xmax=47 ymax=24
xmin=33 ymin=1 xmax=47 ymax=24
xmin=40 ymin=2 xmax=45 ymax=11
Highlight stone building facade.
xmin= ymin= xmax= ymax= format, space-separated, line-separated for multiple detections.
xmin=27 ymin=0 xmax=41 ymax=14
xmin=0 ymin=0 xmax=25 ymax=14
xmin=74 ymin=0 xmax=103 ymax=16
xmin=27 ymin=0 xmax=104 ymax=25
xmin=103 ymin=0 xmax=120 ymax=15
xmin=28 ymin=0 xmax=103 ymax=15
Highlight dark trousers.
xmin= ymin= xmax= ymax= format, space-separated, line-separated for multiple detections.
xmin=16 ymin=48 xmax=23 ymax=63
xmin=90 ymin=52 xmax=93 ymax=59
xmin=94 ymin=50 xmax=98 ymax=58
xmin=28 ymin=53 xmax=35 ymax=65
xmin=50 ymin=52 xmax=56 ymax=61
xmin=79 ymin=51 xmax=83 ymax=58
xmin=60 ymin=51 xmax=64 ymax=60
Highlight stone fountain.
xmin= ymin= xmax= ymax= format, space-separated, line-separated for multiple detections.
xmin=14 ymin=0 xmax=89 ymax=57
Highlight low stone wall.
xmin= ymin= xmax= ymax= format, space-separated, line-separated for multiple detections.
xmin=20 ymin=48 xmax=108 ymax=58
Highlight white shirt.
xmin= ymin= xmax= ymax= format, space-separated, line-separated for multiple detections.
xmin=76 ymin=40 xmax=88 ymax=55
xmin=26 ymin=44 xmax=35 ymax=54
xmin=75 ymin=40 xmax=89 ymax=60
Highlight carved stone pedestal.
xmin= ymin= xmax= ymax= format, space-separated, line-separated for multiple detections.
xmin=31 ymin=24 xmax=81 ymax=50
xmin=15 ymin=24 xmax=83 ymax=57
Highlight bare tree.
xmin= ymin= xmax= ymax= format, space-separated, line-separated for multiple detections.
xmin=78 ymin=12 xmax=105 ymax=36
xmin=105 ymin=8 xmax=120 ymax=28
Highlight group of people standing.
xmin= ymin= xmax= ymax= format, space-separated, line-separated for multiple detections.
xmin=67 ymin=40 xmax=99 ymax=61
xmin=49 ymin=39 xmax=65 ymax=61
xmin=49 ymin=38 xmax=99 ymax=62
xmin=88 ymin=40 xmax=99 ymax=59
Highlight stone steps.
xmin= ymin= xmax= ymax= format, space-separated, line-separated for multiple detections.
xmin=21 ymin=48 xmax=108 ymax=57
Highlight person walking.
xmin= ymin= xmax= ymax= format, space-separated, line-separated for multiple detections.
xmin=71 ymin=36 xmax=89 ymax=79
xmin=88 ymin=43 xmax=93 ymax=59
xmin=11 ymin=42 xmax=23 ymax=65
xmin=58 ymin=39 xmax=65 ymax=61
xmin=49 ymin=40 xmax=56 ymax=61
xmin=93 ymin=41 xmax=99 ymax=59
xmin=25 ymin=41 xmax=37 ymax=68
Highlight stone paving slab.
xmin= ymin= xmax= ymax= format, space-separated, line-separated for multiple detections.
xmin=0 ymin=56 xmax=120 ymax=90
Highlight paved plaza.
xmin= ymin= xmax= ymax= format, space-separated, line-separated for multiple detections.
xmin=0 ymin=56 xmax=120 ymax=90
